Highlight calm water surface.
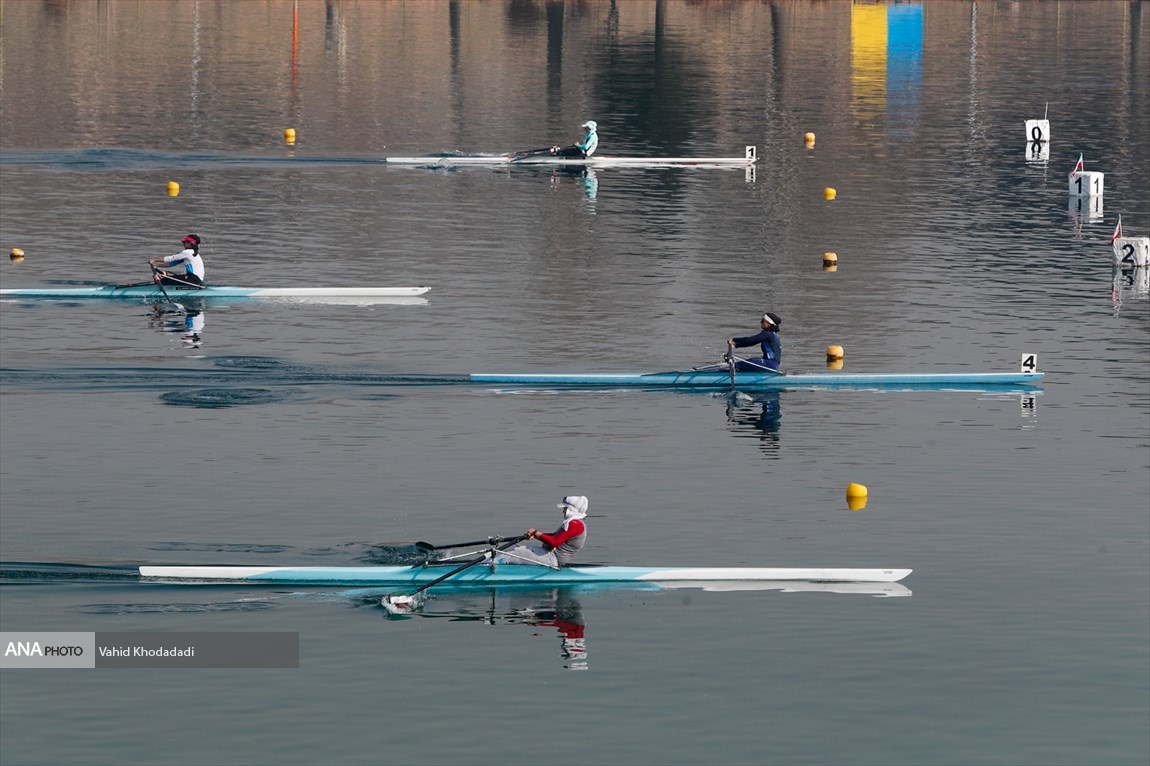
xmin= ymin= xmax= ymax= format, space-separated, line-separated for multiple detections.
xmin=1 ymin=3 xmax=1148 ymax=765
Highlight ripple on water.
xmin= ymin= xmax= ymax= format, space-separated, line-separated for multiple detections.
xmin=76 ymin=600 xmax=278 ymax=614
xmin=146 ymin=542 xmax=294 ymax=554
xmin=158 ymin=388 xmax=301 ymax=408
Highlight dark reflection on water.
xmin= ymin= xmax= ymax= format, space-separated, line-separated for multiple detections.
xmin=424 ymin=587 xmax=589 ymax=670
xmin=0 ymin=148 xmax=393 ymax=170
xmin=368 ymin=586 xmax=590 ymax=669
xmin=724 ymin=390 xmax=783 ymax=454
xmin=0 ymin=563 xmax=139 ymax=584
xmin=77 ymin=600 xmax=279 ymax=615
xmin=146 ymin=542 xmax=294 ymax=554
xmin=157 ymin=387 xmax=299 ymax=409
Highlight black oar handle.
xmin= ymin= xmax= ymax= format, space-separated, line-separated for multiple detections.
xmin=415 ymin=534 xmax=525 ymax=552
xmin=406 ymin=535 xmax=527 ymax=596
xmin=510 ymin=147 xmax=555 ymax=159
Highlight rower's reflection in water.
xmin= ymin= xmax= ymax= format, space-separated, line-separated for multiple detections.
xmin=724 ymin=390 xmax=781 ymax=454
xmin=549 ymin=165 xmax=598 ymax=210
xmin=148 ymin=299 xmax=205 ymax=348
xmin=384 ymin=587 xmax=589 ymax=670
xmin=524 ymin=588 xmax=588 ymax=671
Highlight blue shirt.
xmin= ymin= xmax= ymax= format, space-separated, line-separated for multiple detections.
xmin=577 ymin=129 xmax=598 ymax=156
xmin=731 ymin=329 xmax=781 ymax=365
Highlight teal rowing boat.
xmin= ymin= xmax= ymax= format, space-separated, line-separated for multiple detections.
xmin=140 ymin=564 xmax=912 ymax=585
xmin=466 ymin=369 xmax=1043 ymax=390
xmin=1 ymin=285 xmax=430 ymax=299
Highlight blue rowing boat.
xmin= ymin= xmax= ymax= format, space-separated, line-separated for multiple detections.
xmin=466 ymin=370 xmax=1044 ymax=390
xmin=139 ymin=564 xmax=912 ymax=585
xmin=1 ymin=285 xmax=430 ymax=299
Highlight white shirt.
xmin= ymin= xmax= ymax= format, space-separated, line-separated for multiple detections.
xmin=164 ymin=248 xmax=205 ymax=280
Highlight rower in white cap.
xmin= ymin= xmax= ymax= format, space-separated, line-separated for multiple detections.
xmin=551 ymin=120 xmax=598 ymax=159
xmin=497 ymin=495 xmax=589 ymax=567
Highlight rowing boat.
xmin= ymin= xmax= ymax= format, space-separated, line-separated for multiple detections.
xmin=358 ymin=580 xmax=913 ymax=598
xmin=138 ymin=564 xmax=911 ymax=585
xmin=0 ymin=285 xmax=431 ymax=300
xmin=465 ymin=370 xmax=1043 ymax=390
xmin=385 ymin=145 xmax=757 ymax=168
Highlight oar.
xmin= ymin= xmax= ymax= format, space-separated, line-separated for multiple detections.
xmin=149 ymin=264 xmax=174 ymax=303
xmin=510 ymin=146 xmax=555 ymax=160
xmin=163 ymin=274 xmax=206 ymax=290
xmin=112 ymin=280 xmax=163 ymax=290
xmin=382 ymin=534 xmax=527 ymax=613
xmin=412 ymin=534 xmax=524 ymax=553
xmin=725 ymin=342 xmax=737 ymax=388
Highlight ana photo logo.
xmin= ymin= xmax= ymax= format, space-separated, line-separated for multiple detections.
xmin=4 ymin=640 xmax=84 ymax=657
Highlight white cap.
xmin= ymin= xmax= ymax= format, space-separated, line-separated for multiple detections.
xmin=558 ymin=495 xmax=589 ymax=515
xmin=581 ymin=120 xmax=597 ymax=131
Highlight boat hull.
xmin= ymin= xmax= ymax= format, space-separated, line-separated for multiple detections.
xmin=469 ymin=370 xmax=1044 ymax=390
xmin=1 ymin=285 xmax=431 ymax=299
xmin=385 ymin=155 xmax=755 ymax=167
xmin=139 ymin=564 xmax=911 ymax=585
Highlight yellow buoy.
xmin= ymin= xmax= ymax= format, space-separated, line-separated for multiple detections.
xmin=826 ymin=344 xmax=844 ymax=360
xmin=284 ymin=127 xmax=297 ymax=145
xmin=823 ymin=187 xmax=837 ymax=200
xmin=846 ymin=483 xmax=868 ymax=511
xmin=804 ymin=131 xmax=816 ymax=147
xmin=167 ymin=181 xmax=180 ymax=197
xmin=822 ymin=252 xmax=838 ymax=270
xmin=10 ymin=247 xmax=25 ymax=262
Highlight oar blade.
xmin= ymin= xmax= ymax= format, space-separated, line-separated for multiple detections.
xmin=382 ymin=592 xmax=426 ymax=614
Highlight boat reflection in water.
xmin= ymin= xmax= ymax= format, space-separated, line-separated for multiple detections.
xmin=713 ymin=382 xmax=1041 ymax=454
xmin=379 ymin=586 xmax=589 ymax=670
xmin=547 ymin=165 xmax=598 ymax=207
xmin=723 ymin=390 xmax=782 ymax=454
xmin=148 ymin=298 xmax=206 ymax=349
xmin=350 ymin=577 xmax=910 ymax=670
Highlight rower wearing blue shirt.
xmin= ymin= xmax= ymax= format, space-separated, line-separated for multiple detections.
xmin=552 ymin=120 xmax=598 ymax=159
xmin=728 ymin=312 xmax=783 ymax=371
